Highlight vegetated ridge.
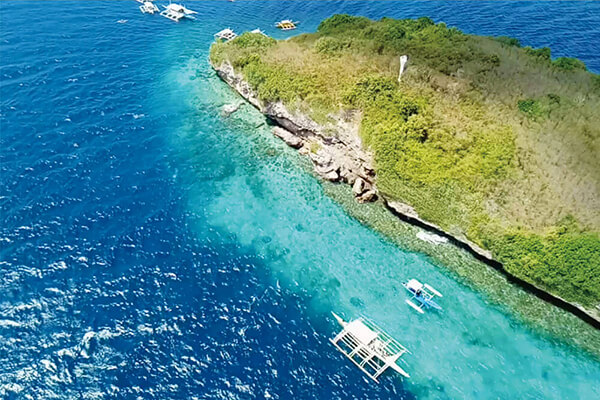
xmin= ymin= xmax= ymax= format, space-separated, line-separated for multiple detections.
xmin=210 ymin=15 xmax=600 ymax=320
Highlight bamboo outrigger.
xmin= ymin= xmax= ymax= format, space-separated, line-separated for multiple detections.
xmin=330 ymin=313 xmax=410 ymax=382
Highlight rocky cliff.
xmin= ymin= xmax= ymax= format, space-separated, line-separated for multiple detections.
xmin=213 ymin=61 xmax=378 ymax=203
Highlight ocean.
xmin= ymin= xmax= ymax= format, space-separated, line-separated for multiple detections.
xmin=1 ymin=1 xmax=599 ymax=399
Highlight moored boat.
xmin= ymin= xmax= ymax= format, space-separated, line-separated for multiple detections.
xmin=403 ymin=279 xmax=443 ymax=314
xmin=160 ymin=2 xmax=198 ymax=22
xmin=138 ymin=0 xmax=159 ymax=14
xmin=275 ymin=19 xmax=298 ymax=30
xmin=330 ymin=312 xmax=410 ymax=382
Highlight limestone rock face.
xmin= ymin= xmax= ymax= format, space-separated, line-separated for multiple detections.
xmin=351 ymin=176 xmax=377 ymax=202
xmin=352 ymin=177 xmax=367 ymax=196
xmin=272 ymin=127 xmax=303 ymax=149
xmin=357 ymin=189 xmax=377 ymax=203
xmin=213 ymin=61 xmax=376 ymax=200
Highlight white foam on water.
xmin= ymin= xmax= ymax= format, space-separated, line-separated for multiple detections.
xmin=48 ymin=260 xmax=67 ymax=270
xmin=0 ymin=319 xmax=22 ymax=328
xmin=41 ymin=359 xmax=58 ymax=374
xmin=0 ymin=383 xmax=24 ymax=396
xmin=79 ymin=331 xmax=96 ymax=358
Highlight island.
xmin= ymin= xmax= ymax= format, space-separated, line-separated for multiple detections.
xmin=210 ymin=15 xmax=600 ymax=323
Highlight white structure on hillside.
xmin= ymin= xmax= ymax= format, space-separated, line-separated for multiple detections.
xmin=398 ymin=55 xmax=408 ymax=81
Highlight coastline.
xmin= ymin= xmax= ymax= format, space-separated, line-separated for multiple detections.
xmin=211 ymin=59 xmax=600 ymax=329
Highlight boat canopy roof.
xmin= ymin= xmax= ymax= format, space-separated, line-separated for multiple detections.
xmin=346 ymin=319 xmax=378 ymax=345
xmin=406 ymin=279 xmax=423 ymax=291
xmin=330 ymin=313 xmax=410 ymax=381
xmin=214 ymin=28 xmax=237 ymax=41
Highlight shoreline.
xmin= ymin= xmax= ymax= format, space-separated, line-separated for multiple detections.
xmin=211 ymin=60 xmax=600 ymax=329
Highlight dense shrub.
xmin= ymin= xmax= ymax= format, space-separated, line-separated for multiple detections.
xmin=479 ymin=54 xmax=501 ymax=72
xmin=317 ymin=14 xmax=370 ymax=34
xmin=243 ymin=60 xmax=310 ymax=103
xmin=525 ymin=46 xmax=551 ymax=61
xmin=547 ymin=93 xmax=561 ymax=105
xmin=494 ymin=36 xmax=521 ymax=47
xmin=552 ymin=57 xmax=587 ymax=71
xmin=317 ymin=14 xmax=478 ymax=75
xmin=233 ymin=53 xmax=261 ymax=68
xmin=518 ymin=99 xmax=543 ymax=118
xmin=593 ymin=74 xmax=600 ymax=93
xmin=314 ymin=37 xmax=354 ymax=55
xmin=230 ymin=32 xmax=276 ymax=49
xmin=494 ymin=231 xmax=600 ymax=306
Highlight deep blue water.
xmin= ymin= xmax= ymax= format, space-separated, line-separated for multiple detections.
xmin=1 ymin=1 xmax=600 ymax=399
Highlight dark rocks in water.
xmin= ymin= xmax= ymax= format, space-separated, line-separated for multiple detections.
xmin=221 ymin=102 xmax=243 ymax=117
xmin=350 ymin=296 xmax=365 ymax=309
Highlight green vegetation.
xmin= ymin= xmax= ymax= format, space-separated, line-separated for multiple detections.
xmin=518 ymin=99 xmax=544 ymax=118
xmin=210 ymin=16 xmax=600 ymax=311
xmin=309 ymin=141 xmax=321 ymax=154
xmin=553 ymin=57 xmax=587 ymax=71
xmin=494 ymin=36 xmax=521 ymax=47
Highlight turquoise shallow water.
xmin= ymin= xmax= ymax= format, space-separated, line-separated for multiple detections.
xmin=1 ymin=1 xmax=600 ymax=399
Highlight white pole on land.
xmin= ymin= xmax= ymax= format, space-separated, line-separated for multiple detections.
xmin=398 ymin=55 xmax=408 ymax=81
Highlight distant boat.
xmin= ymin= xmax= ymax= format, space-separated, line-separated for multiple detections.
xmin=250 ymin=28 xmax=267 ymax=37
xmin=403 ymin=279 xmax=443 ymax=314
xmin=138 ymin=0 xmax=159 ymax=14
xmin=275 ymin=19 xmax=298 ymax=30
xmin=214 ymin=28 xmax=237 ymax=42
xmin=330 ymin=312 xmax=410 ymax=382
xmin=160 ymin=2 xmax=198 ymax=22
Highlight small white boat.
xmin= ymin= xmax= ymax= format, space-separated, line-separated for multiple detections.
xmin=416 ymin=230 xmax=448 ymax=245
xmin=403 ymin=279 xmax=443 ymax=314
xmin=214 ymin=28 xmax=237 ymax=42
xmin=250 ymin=28 xmax=267 ymax=37
xmin=160 ymin=2 xmax=198 ymax=22
xmin=138 ymin=0 xmax=159 ymax=14
xmin=330 ymin=312 xmax=410 ymax=382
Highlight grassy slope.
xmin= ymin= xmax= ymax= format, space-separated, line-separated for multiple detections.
xmin=210 ymin=15 xmax=600 ymax=310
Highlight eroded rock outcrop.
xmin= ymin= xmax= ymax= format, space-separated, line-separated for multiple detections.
xmin=272 ymin=127 xmax=302 ymax=149
xmin=214 ymin=61 xmax=375 ymax=200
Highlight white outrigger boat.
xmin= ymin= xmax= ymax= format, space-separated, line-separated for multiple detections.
xmin=330 ymin=312 xmax=410 ymax=382
xmin=214 ymin=28 xmax=237 ymax=42
xmin=403 ymin=279 xmax=443 ymax=314
xmin=160 ymin=2 xmax=198 ymax=22
xmin=250 ymin=28 xmax=268 ymax=37
xmin=138 ymin=0 xmax=159 ymax=14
